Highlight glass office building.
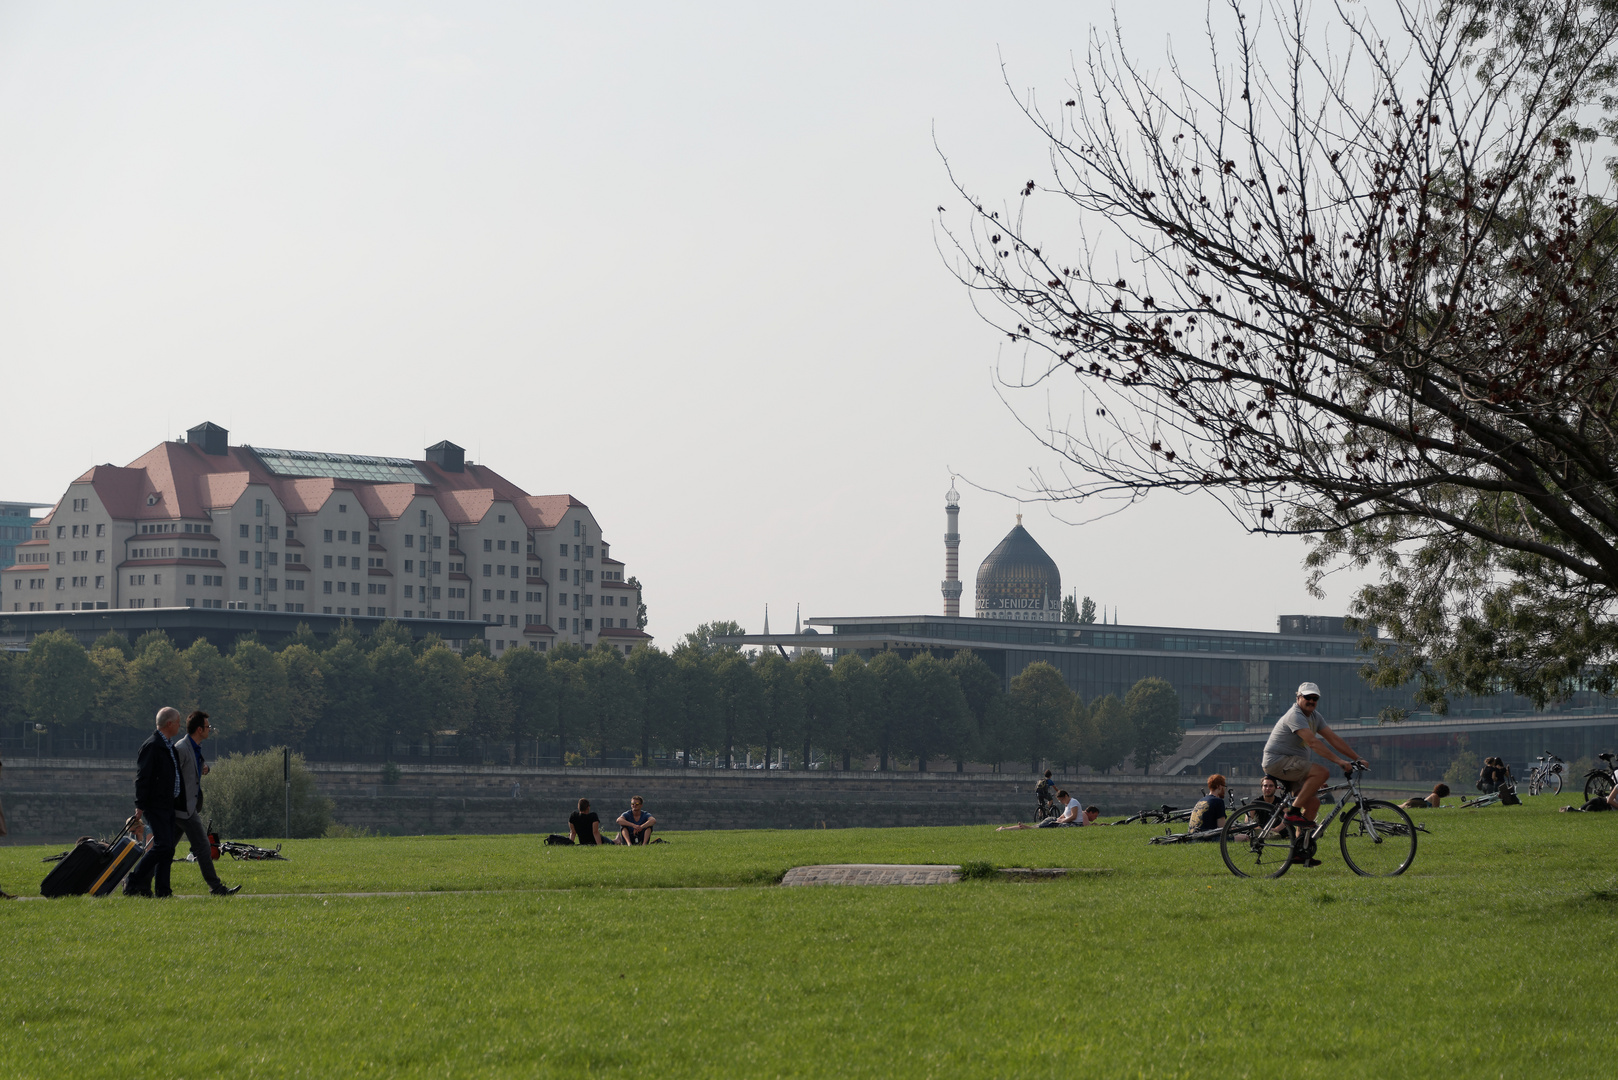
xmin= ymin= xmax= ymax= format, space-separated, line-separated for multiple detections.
xmin=734 ymin=613 xmax=1613 ymax=730
xmin=0 ymin=503 xmax=47 ymax=572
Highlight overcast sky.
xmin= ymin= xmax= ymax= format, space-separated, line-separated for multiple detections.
xmin=0 ymin=1 xmax=1379 ymax=641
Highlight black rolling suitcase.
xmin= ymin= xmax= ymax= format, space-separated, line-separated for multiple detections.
xmin=40 ymin=819 xmax=145 ymax=898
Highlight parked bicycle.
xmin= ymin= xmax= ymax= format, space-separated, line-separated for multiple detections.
xmin=1111 ymin=804 xmax=1194 ymax=826
xmin=1526 ymin=753 xmax=1565 ymax=796
xmin=1585 ymin=752 xmax=1618 ymax=803
xmin=1219 ymin=763 xmax=1417 ymax=879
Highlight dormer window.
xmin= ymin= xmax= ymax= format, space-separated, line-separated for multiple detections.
xmin=147 ymin=494 xmax=160 ymax=506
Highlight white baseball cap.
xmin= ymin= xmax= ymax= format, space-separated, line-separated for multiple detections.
xmin=1297 ymin=682 xmax=1322 ymax=698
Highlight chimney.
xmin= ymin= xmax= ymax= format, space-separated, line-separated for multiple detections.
xmin=425 ymin=440 xmax=465 ymax=473
xmin=186 ymin=422 xmax=229 ymax=456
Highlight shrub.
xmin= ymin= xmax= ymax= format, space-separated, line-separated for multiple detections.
xmin=380 ymin=762 xmax=402 ymax=786
xmin=203 ymin=748 xmax=333 ymax=839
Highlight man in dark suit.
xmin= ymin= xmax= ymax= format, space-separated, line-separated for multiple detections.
xmin=174 ymin=710 xmax=238 ymax=896
xmin=123 ymin=707 xmax=185 ymax=898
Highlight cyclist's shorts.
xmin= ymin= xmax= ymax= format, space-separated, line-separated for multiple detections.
xmin=1262 ymin=755 xmax=1310 ymax=791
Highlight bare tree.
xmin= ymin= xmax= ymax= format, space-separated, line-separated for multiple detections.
xmin=941 ymin=0 xmax=1618 ymax=708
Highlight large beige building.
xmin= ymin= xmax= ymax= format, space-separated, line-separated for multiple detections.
xmin=2 ymin=423 xmax=650 ymax=655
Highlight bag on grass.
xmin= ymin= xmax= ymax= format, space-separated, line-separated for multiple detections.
xmin=543 ymin=834 xmax=575 ymax=846
xmin=1499 ymin=788 xmax=1522 ymax=806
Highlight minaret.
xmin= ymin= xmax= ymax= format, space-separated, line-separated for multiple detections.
xmin=942 ymin=483 xmax=963 ymax=616
xmin=763 ymin=604 xmax=770 ymax=636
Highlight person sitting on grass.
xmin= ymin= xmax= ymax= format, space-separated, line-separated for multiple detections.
xmin=614 ymin=796 xmax=656 ymax=845
xmin=568 ymin=798 xmax=604 ymax=846
xmin=1478 ymin=757 xmax=1507 ymax=794
xmin=1560 ymin=787 xmax=1618 ymax=813
xmin=1038 ymin=790 xmax=1084 ymax=827
xmin=1082 ymin=806 xmax=1101 ymax=826
xmin=1401 ymin=783 xmax=1450 ymax=809
xmin=1187 ymin=774 xmax=1228 ymax=833
xmin=997 ymin=790 xmax=1086 ymax=830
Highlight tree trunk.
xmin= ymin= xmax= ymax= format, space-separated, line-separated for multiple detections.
xmin=803 ymin=737 xmax=811 ymax=772
xmin=764 ymin=736 xmax=772 ymax=776
xmin=956 ymin=758 xmax=964 ymax=773
xmin=842 ymin=749 xmax=851 ymax=771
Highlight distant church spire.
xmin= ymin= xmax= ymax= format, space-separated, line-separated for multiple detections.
xmin=794 ymin=603 xmax=801 ymax=635
xmin=763 ymin=604 xmax=770 ymax=636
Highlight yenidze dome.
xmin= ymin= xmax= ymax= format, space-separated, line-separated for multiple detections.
xmin=975 ymin=520 xmax=1060 ymax=622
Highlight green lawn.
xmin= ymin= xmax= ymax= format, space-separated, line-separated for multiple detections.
xmin=2 ymin=798 xmax=1614 ymax=1078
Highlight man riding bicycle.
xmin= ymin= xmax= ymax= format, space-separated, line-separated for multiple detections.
xmin=1262 ymin=682 xmax=1368 ymax=865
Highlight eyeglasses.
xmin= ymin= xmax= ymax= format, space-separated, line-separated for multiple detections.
xmin=1301 ymin=695 xmax=1320 ymax=703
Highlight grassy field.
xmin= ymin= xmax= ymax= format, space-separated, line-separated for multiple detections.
xmin=2 ymin=797 xmax=1614 ymax=1078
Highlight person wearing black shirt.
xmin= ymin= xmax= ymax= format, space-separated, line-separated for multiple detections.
xmin=1401 ymin=783 xmax=1450 ymax=809
xmin=124 ymin=708 xmax=185 ymax=897
xmin=568 ymin=798 xmax=603 ymax=845
xmin=1478 ymin=758 xmax=1507 ymax=793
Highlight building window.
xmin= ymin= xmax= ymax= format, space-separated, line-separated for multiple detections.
xmin=337 ymin=555 xmax=347 ymax=568
xmin=497 ymin=514 xmax=505 ymax=524
xmin=432 ymin=536 xmax=441 ymax=549
xmin=254 ymin=578 xmax=262 ymax=595
xmin=324 ymin=530 xmax=333 ymax=542
xmin=95 ymin=576 xmax=104 ymax=589
xmin=495 ymin=589 xmax=505 ymax=600
xmin=574 ymin=521 xmax=581 ymax=537
xmin=352 ymin=532 xmax=360 ymax=545
xmin=405 ymin=534 xmax=414 ymax=548
xmin=431 ymin=587 xmax=441 ymax=599
xmin=584 ymin=619 xmax=592 ymax=630
xmin=255 ymin=499 xmax=264 ymax=517
xmin=268 ymin=526 xmax=278 ymax=539
xmin=483 ymin=539 xmax=492 ymax=552
xmin=482 ymin=589 xmax=492 ymax=601
xmin=239 ymin=524 xmax=249 ymax=538
xmin=238 ymin=577 xmax=248 ymax=590
xmin=324 ymin=555 xmax=334 ymax=568
xmin=338 ymin=504 xmax=347 ymax=513
xmin=338 ymin=582 xmax=346 ymax=593
xmin=585 ymin=569 xmax=594 ymax=583
xmin=186 ymin=574 xmax=196 ymax=585
xmin=323 ymin=581 xmax=333 ymax=594
xmin=404 ymin=585 xmax=414 ymax=598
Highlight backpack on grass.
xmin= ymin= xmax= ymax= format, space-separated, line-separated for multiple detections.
xmin=543 ymin=834 xmax=575 ymax=846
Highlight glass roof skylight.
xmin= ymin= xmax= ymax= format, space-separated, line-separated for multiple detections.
xmin=247 ymin=446 xmax=429 ymax=485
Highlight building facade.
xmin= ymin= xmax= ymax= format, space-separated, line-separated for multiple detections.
xmin=2 ymin=424 xmax=650 ymax=655
xmin=974 ymin=516 xmax=1061 ymax=622
xmin=0 ymin=502 xmax=48 ymax=572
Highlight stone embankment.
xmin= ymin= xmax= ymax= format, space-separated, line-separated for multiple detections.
xmin=1 ymin=758 xmax=1411 ymax=844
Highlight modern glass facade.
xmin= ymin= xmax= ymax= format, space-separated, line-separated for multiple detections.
xmin=0 ymin=503 xmax=46 ymax=572
xmin=814 ymin=614 xmax=1614 ymax=729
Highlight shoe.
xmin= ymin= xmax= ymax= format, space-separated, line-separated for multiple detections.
xmin=154 ymin=890 xmax=173 ymax=898
xmin=1302 ymin=858 xmax=1324 ymax=867
xmin=124 ymin=888 xmax=154 ymax=898
xmin=1283 ymin=809 xmax=1309 ymax=825
xmin=210 ymin=884 xmax=241 ymax=896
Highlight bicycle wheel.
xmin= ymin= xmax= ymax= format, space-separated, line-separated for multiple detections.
xmin=1220 ymin=805 xmax=1296 ymax=879
xmin=1547 ymin=771 xmax=1562 ymax=796
xmin=1584 ymin=773 xmax=1613 ymax=803
xmin=1339 ymin=800 xmax=1417 ymax=877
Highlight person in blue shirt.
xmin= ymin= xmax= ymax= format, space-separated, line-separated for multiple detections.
xmin=615 ymin=796 xmax=656 ymax=845
xmin=1187 ymin=774 xmax=1228 ymax=833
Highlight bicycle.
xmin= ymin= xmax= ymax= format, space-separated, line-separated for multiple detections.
xmin=1219 ymin=763 xmax=1417 ymax=879
xmin=1111 ymin=803 xmax=1193 ymax=826
xmin=1526 ymin=752 xmax=1565 ymax=796
xmin=1584 ymin=752 xmax=1617 ymax=803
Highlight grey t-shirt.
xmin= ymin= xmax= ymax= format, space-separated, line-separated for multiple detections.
xmin=1263 ymin=704 xmax=1325 ymax=764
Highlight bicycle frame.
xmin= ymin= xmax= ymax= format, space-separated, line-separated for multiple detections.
xmin=1246 ymin=768 xmax=1385 ymax=848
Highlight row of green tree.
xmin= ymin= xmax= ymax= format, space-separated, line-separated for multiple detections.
xmin=0 ymin=623 xmax=1185 ymax=772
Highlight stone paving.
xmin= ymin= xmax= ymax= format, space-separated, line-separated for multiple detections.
xmin=779 ymin=864 xmax=962 ymax=886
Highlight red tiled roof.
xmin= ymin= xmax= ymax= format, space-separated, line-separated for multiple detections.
xmin=601 ymin=580 xmax=637 ymax=589
xmin=117 ymin=558 xmax=226 ymax=568
xmin=526 ymin=494 xmax=587 ymax=529
xmin=597 ymin=626 xmax=652 ymax=639
xmin=285 ymin=563 xmax=311 ymax=572
xmin=522 ymin=624 xmax=557 ymax=635
xmin=368 ymin=568 xmax=393 ymax=577
xmin=525 ymin=576 xmax=549 ymax=585
xmin=601 ymin=556 xmax=624 ymax=565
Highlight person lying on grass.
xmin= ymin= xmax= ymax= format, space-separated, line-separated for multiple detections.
xmin=1560 ymin=787 xmax=1618 ymax=813
xmin=569 ymin=798 xmax=604 ymax=845
xmin=997 ymin=790 xmax=1088 ymax=830
xmin=614 ymin=797 xmax=656 ymax=845
xmin=1401 ymin=783 xmax=1450 ymax=810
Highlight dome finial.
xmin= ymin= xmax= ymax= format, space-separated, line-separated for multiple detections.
xmin=1016 ymin=512 xmax=1022 ymax=525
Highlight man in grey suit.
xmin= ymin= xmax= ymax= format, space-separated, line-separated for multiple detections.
xmin=174 ymin=710 xmax=239 ymax=896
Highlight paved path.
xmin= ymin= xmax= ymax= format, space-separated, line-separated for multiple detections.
xmin=779 ymin=864 xmax=961 ymax=886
